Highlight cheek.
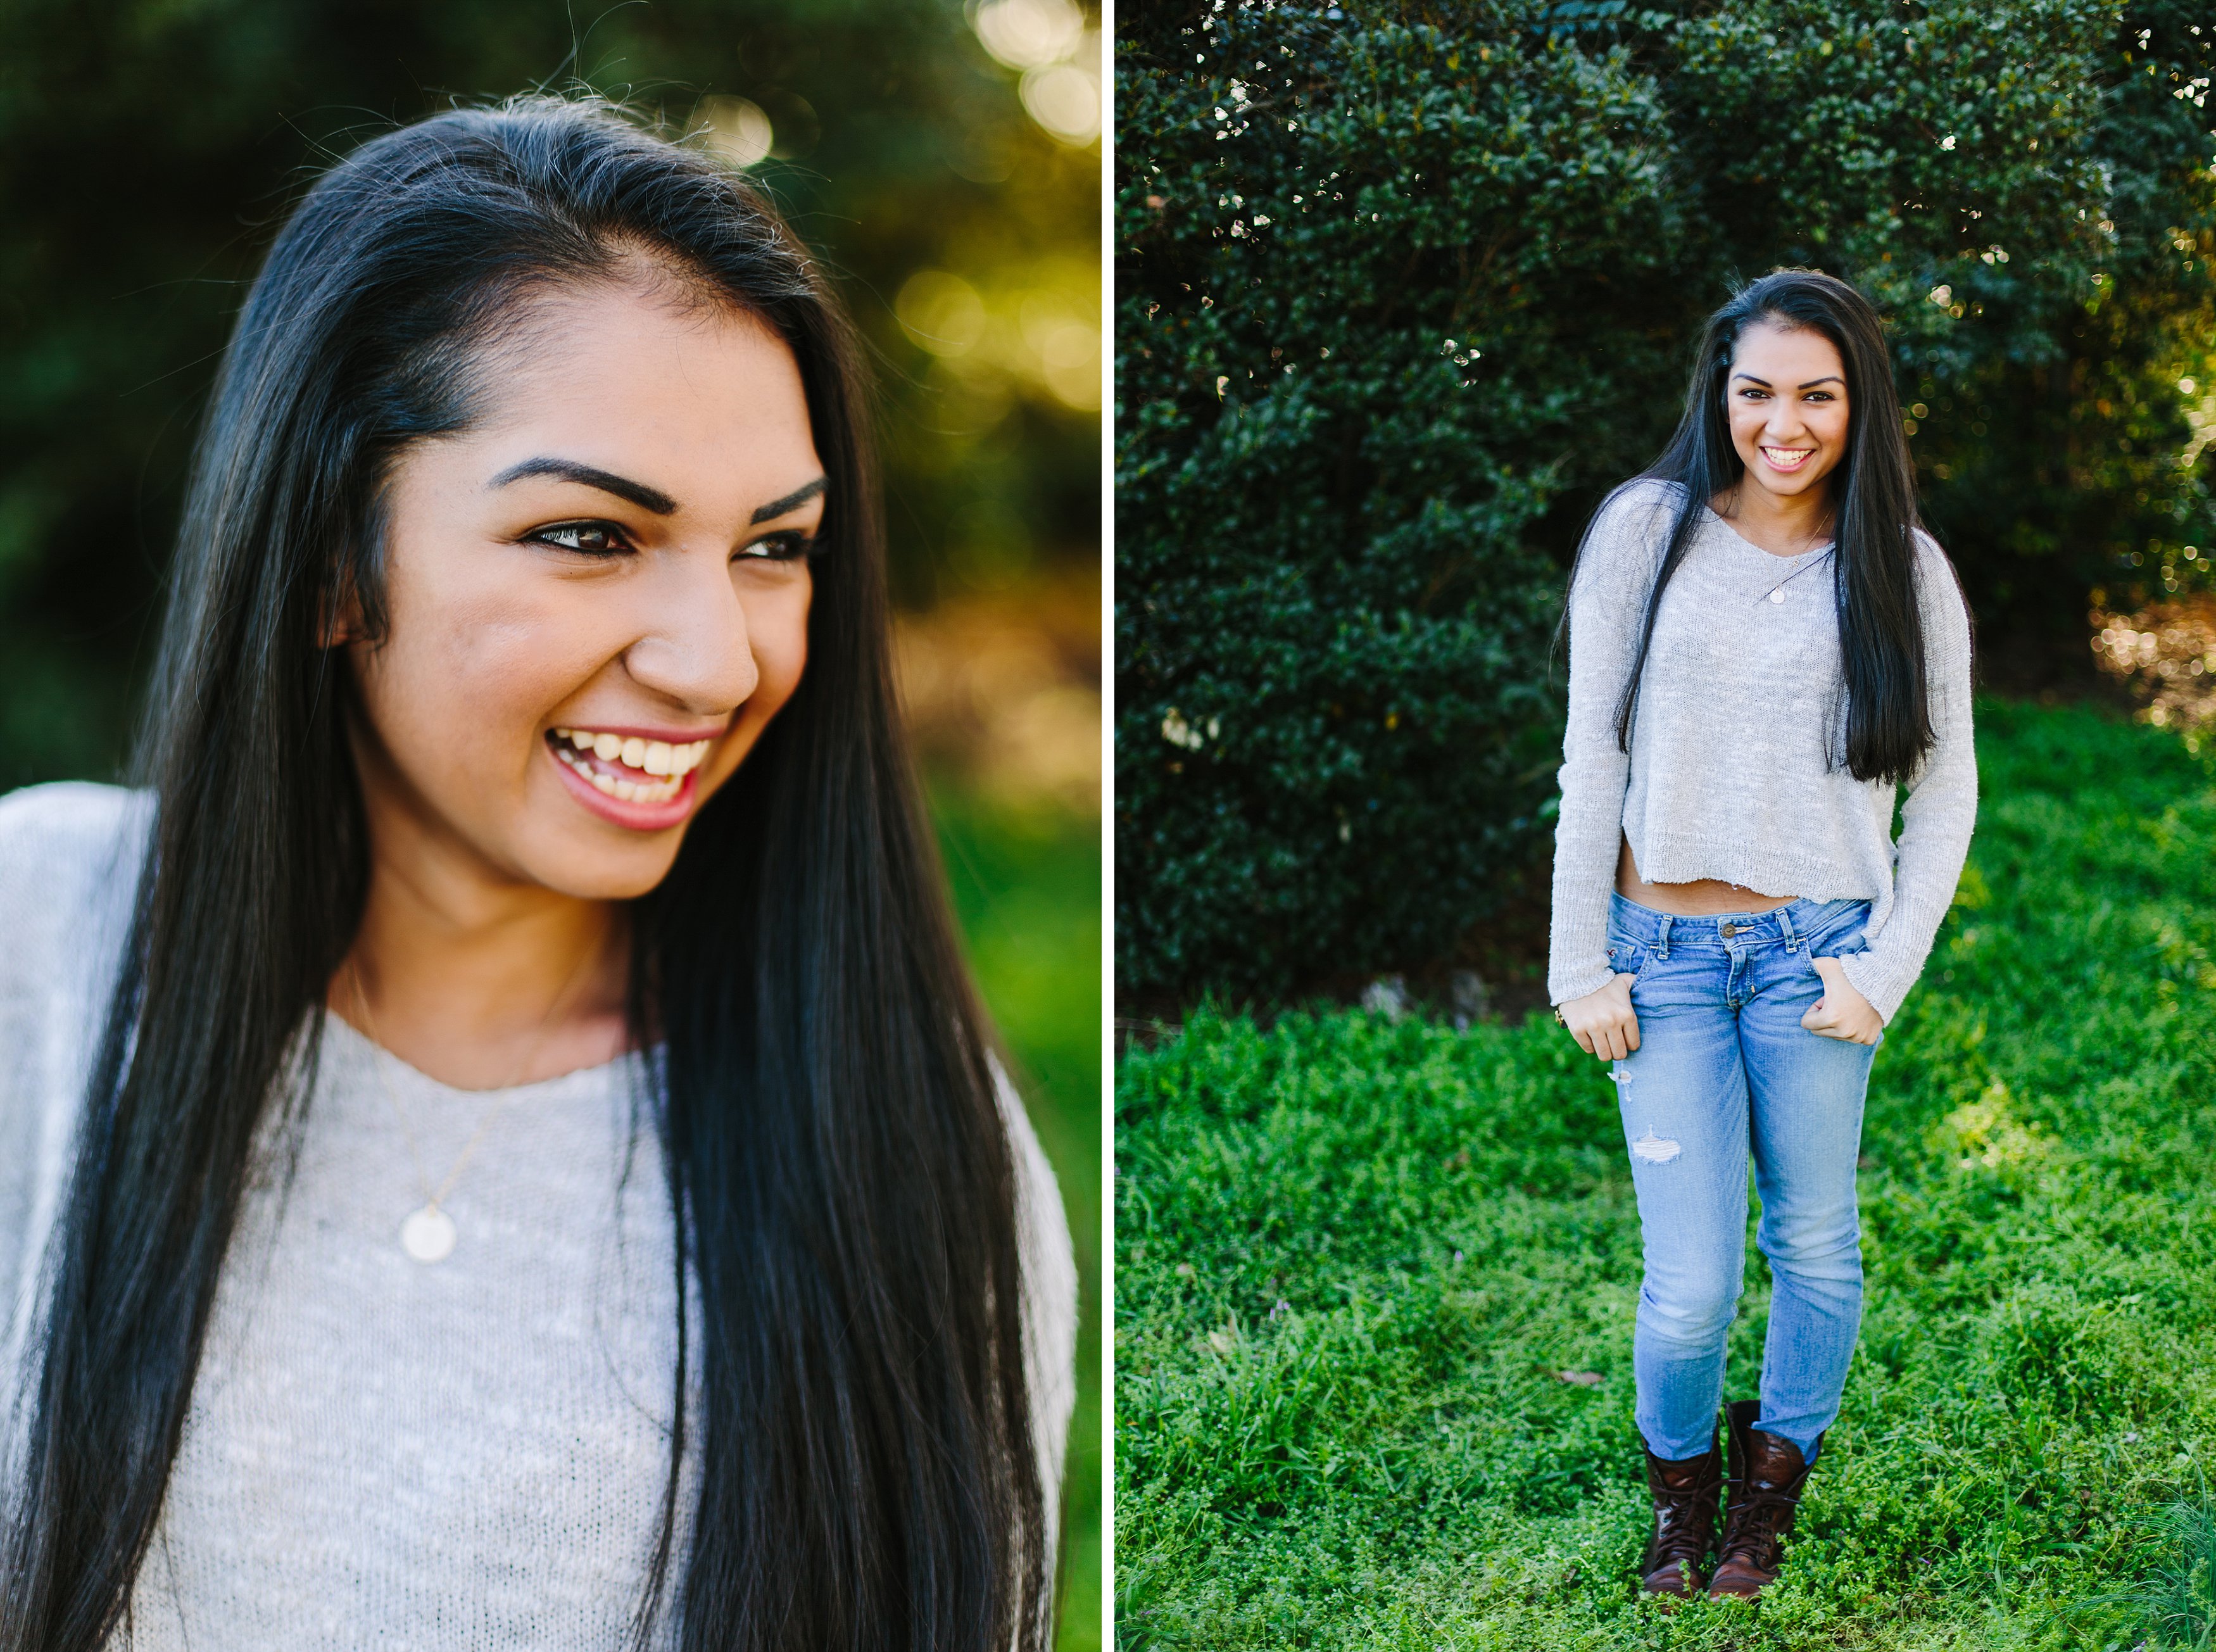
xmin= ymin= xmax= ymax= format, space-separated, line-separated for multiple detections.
xmin=748 ymin=584 xmax=811 ymax=705
xmin=358 ymin=574 xmax=608 ymax=781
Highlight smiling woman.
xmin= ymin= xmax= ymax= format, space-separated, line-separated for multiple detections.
xmin=1548 ymin=270 xmax=1977 ymax=1605
xmin=0 ymin=98 xmax=1074 ymax=1652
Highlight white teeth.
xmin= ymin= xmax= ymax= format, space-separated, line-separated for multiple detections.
xmin=553 ymin=732 xmax=705 ymax=804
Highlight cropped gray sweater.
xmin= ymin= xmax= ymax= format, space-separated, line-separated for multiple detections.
xmin=0 ymin=781 xmax=1077 ymax=1648
xmin=1547 ymin=480 xmax=1977 ymax=1023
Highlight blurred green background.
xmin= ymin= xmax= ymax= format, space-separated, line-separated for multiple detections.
xmin=0 ymin=0 xmax=1100 ymax=1643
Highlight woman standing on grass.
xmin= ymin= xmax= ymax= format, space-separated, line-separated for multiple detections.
xmin=0 ymin=98 xmax=1073 ymax=1649
xmin=1549 ymin=269 xmax=1975 ymax=1603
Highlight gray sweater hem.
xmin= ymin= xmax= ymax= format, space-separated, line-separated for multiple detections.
xmin=1547 ymin=479 xmax=1977 ymax=1026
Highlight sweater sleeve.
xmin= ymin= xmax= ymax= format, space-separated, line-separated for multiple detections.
xmin=0 ymin=783 xmax=148 ymax=1391
xmin=1837 ymin=536 xmax=1978 ymax=1023
xmin=993 ymin=1058 xmax=1078 ymax=1551
xmin=1547 ymin=482 xmax=1675 ymax=1006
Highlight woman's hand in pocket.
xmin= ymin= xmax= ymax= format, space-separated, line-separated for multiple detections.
xmin=1558 ymin=973 xmax=1640 ymax=1062
xmin=1803 ymin=957 xmax=1883 ymax=1044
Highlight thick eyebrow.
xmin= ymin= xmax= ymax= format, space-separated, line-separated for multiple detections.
xmin=487 ymin=458 xmax=677 ymax=515
xmin=752 ymin=476 xmax=827 ymax=524
xmin=1731 ymin=372 xmax=1846 ymax=390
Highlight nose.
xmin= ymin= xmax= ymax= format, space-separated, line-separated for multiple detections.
xmin=619 ymin=555 xmax=760 ymax=715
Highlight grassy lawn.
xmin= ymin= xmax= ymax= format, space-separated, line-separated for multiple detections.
xmin=935 ymin=788 xmax=1103 ymax=1652
xmin=1114 ymin=702 xmax=2216 ymax=1650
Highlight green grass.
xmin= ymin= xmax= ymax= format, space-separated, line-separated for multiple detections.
xmin=2081 ymin=1480 xmax=2216 ymax=1649
xmin=1114 ymin=701 xmax=2216 ymax=1651
xmin=935 ymin=788 xmax=1102 ymax=1652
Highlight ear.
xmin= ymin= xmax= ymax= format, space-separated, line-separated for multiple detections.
xmin=318 ymin=578 xmax=367 ymax=649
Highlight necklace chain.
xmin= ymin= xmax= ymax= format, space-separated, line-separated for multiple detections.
xmin=348 ymin=942 xmax=598 ymax=1263
xmin=1758 ymin=543 xmax=1835 ymax=604
xmin=372 ymin=1053 xmax=513 ymax=1214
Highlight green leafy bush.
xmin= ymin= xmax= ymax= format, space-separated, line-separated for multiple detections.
xmin=1115 ymin=0 xmax=2216 ymax=1004
xmin=1116 ymin=700 xmax=2216 ymax=1648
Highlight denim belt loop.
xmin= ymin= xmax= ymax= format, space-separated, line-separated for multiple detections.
xmin=1654 ymin=912 xmax=1673 ymax=961
xmin=1778 ymin=905 xmax=1799 ymax=955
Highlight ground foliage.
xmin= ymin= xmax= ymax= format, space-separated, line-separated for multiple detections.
xmin=1116 ymin=701 xmax=2216 ymax=1648
xmin=1114 ymin=0 xmax=2216 ymax=1003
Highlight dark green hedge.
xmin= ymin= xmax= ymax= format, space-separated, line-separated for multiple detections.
xmin=1115 ymin=0 xmax=2216 ymax=1005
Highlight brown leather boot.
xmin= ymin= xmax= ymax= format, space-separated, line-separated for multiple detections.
xmin=1709 ymin=1399 xmax=1821 ymax=1599
xmin=1639 ymin=1430 xmax=1723 ymax=1597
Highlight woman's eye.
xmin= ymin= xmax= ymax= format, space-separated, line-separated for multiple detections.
xmin=529 ymin=521 xmax=632 ymax=555
xmin=737 ymin=531 xmax=815 ymax=562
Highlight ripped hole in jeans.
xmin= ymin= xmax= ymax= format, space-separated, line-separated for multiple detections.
xmin=1630 ymin=1130 xmax=1683 ymax=1164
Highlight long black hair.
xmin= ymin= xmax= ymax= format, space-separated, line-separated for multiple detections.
xmin=2 ymin=97 xmax=1048 ymax=1652
xmin=1578 ymin=268 xmax=1944 ymax=786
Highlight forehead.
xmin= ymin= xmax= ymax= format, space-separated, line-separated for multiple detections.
xmin=1730 ymin=318 xmax=1846 ymax=381
xmin=463 ymin=281 xmax=822 ymax=503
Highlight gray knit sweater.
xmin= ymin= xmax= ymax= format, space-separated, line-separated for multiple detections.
xmin=0 ymin=781 xmax=1078 ymax=1648
xmin=1547 ymin=480 xmax=1978 ymax=1023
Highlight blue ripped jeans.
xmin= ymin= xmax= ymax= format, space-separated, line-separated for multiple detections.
xmin=1606 ymin=890 xmax=1879 ymax=1462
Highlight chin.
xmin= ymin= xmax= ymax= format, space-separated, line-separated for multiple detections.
xmin=534 ymin=842 xmax=690 ymax=902
xmin=512 ymin=807 xmax=696 ymax=901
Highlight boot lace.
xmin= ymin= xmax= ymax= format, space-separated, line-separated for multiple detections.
xmin=1651 ymin=1491 xmax=1713 ymax=1568
xmin=1718 ymin=1485 xmax=1797 ymax=1571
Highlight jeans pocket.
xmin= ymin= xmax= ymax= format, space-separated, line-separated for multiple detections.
xmin=1605 ymin=938 xmax=1646 ymax=978
xmin=1809 ymin=905 xmax=1873 ymax=961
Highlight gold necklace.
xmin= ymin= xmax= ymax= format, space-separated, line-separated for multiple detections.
xmin=348 ymin=944 xmax=598 ymax=1264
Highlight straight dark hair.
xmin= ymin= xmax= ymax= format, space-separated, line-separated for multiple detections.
xmin=1575 ymin=268 xmax=1944 ymax=786
xmin=1 ymin=98 xmax=1048 ymax=1652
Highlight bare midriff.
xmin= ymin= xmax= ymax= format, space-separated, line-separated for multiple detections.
xmin=1615 ymin=835 xmax=1794 ymax=917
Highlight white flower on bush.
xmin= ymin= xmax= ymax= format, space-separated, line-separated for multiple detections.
xmin=1161 ymin=709 xmax=1219 ymax=750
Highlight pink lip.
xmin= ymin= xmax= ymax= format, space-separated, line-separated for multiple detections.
xmin=545 ymin=737 xmax=705 ymax=831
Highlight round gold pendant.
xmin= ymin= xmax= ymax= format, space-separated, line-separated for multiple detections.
xmin=400 ymin=1204 xmax=458 ymax=1264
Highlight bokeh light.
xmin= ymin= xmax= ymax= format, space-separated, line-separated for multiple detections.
xmin=971 ymin=0 xmax=1099 ymax=146
xmin=1022 ymin=55 xmax=1102 ymax=147
xmin=691 ymin=96 xmax=773 ymax=168
xmin=972 ymin=0 xmax=1083 ymax=70
xmin=897 ymin=270 xmax=990 ymax=356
